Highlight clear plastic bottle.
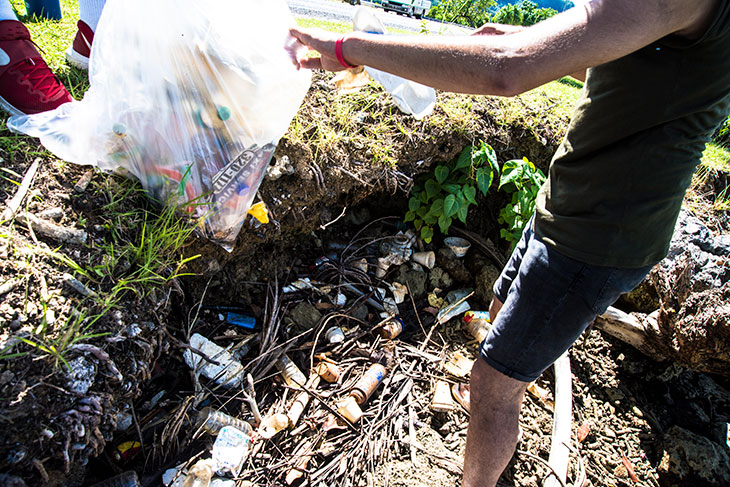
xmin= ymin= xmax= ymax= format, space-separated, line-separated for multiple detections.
xmin=212 ymin=426 xmax=251 ymax=475
xmin=276 ymin=354 xmax=307 ymax=388
xmin=183 ymin=460 xmax=213 ymax=487
xmin=88 ymin=471 xmax=140 ymax=487
xmin=463 ymin=311 xmax=491 ymax=343
xmin=195 ymin=407 xmax=252 ymax=436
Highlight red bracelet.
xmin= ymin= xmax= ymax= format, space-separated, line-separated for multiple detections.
xmin=335 ymin=37 xmax=357 ymax=69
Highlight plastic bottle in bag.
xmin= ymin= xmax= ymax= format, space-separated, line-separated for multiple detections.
xmin=352 ymin=7 xmax=435 ymax=119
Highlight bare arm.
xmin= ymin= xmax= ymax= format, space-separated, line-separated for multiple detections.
xmin=289 ymin=0 xmax=718 ymax=96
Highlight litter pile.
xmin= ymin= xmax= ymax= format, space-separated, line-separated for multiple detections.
xmin=93 ymin=219 xmax=507 ymax=487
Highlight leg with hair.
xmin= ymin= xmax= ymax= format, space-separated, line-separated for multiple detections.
xmin=463 ymin=358 xmax=528 ymax=487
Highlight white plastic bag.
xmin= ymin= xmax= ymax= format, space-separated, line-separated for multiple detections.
xmin=8 ymin=0 xmax=311 ymax=250
xmin=352 ymin=7 xmax=435 ymax=120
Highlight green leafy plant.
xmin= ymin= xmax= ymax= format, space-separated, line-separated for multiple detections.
xmin=405 ymin=142 xmax=500 ymax=243
xmin=498 ymin=157 xmax=546 ymax=248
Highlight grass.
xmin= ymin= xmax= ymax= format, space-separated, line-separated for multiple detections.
xmin=694 ymin=143 xmax=730 ymax=212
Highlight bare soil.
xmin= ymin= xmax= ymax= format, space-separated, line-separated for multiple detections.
xmin=1 ymin=71 xmax=728 ymax=487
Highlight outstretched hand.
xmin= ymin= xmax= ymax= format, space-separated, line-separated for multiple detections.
xmin=287 ymin=27 xmax=351 ymax=72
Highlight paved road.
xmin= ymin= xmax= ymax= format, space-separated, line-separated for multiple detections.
xmin=286 ymin=0 xmax=470 ymax=34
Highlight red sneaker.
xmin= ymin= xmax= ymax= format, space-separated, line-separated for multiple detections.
xmin=0 ymin=20 xmax=73 ymax=116
xmin=65 ymin=20 xmax=94 ymax=70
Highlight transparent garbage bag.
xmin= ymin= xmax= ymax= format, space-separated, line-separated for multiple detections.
xmin=352 ymin=7 xmax=435 ymax=120
xmin=8 ymin=0 xmax=311 ymax=250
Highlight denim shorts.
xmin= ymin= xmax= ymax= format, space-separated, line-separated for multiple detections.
xmin=479 ymin=221 xmax=653 ymax=382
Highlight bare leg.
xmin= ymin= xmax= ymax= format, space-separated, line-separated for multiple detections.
xmin=462 ymin=296 xmax=527 ymax=487
xmin=489 ymin=295 xmax=503 ymax=320
xmin=463 ymin=359 xmax=528 ymax=487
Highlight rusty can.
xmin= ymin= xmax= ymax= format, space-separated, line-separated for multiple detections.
xmin=350 ymin=363 xmax=387 ymax=405
xmin=376 ymin=317 xmax=403 ymax=340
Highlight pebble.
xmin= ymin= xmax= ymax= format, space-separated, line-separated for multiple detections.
xmin=604 ymin=427 xmax=617 ymax=438
xmin=632 ymin=406 xmax=644 ymax=417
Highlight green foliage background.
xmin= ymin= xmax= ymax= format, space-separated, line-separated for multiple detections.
xmin=429 ymin=0 xmax=559 ymax=28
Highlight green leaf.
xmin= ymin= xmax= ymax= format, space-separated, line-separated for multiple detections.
xmin=438 ymin=214 xmax=452 ymax=234
xmin=421 ymin=226 xmax=434 ymax=243
xmin=457 ymin=204 xmax=469 ymax=224
xmin=463 ymin=185 xmax=477 ymax=204
xmin=431 ymin=198 xmax=445 ymax=213
xmin=404 ymin=211 xmax=415 ymax=222
xmin=476 ymin=167 xmax=494 ymax=195
xmin=482 ymin=142 xmax=498 ymax=170
xmin=425 ymin=179 xmax=441 ymax=199
xmin=414 ymin=218 xmax=423 ymax=229
xmin=408 ymin=198 xmax=421 ymax=212
xmin=418 ymin=191 xmax=429 ymax=204
xmin=444 ymin=193 xmax=459 ymax=218
xmin=499 ymin=159 xmax=525 ymax=190
xmin=416 ymin=206 xmax=429 ymax=218
xmin=434 ymin=165 xmax=449 ymax=184
xmin=442 ymin=183 xmax=461 ymax=194
xmin=424 ymin=214 xmax=438 ymax=225
xmin=454 ymin=146 xmax=473 ymax=170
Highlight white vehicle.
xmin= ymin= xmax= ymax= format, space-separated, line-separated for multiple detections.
xmin=382 ymin=0 xmax=431 ymax=19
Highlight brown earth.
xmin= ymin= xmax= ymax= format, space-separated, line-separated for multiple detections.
xmin=1 ymin=71 xmax=728 ymax=486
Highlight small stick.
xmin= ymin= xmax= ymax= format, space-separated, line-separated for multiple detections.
xmin=17 ymin=213 xmax=88 ymax=245
xmin=2 ymin=158 xmax=40 ymax=221
xmin=244 ymin=373 xmax=263 ymax=427
xmin=408 ymin=397 xmax=419 ymax=467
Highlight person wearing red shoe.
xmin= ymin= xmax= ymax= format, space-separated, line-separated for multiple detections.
xmin=0 ymin=0 xmax=105 ymax=116
xmin=0 ymin=2 xmax=72 ymax=115
xmin=65 ymin=0 xmax=105 ymax=70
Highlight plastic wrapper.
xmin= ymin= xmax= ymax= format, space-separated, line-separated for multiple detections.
xmin=352 ymin=7 xmax=435 ymax=119
xmin=8 ymin=0 xmax=311 ymax=250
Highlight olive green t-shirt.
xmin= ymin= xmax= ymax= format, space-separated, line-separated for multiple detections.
xmin=534 ymin=2 xmax=730 ymax=268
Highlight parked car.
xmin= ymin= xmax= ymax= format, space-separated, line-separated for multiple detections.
xmin=382 ymin=0 xmax=431 ymax=19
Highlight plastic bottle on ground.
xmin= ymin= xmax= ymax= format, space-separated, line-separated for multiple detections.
xmin=195 ymin=407 xmax=252 ymax=436
xmin=276 ymin=354 xmax=307 ymax=388
xmin=463 ymin=310 xmax=491 ymax=343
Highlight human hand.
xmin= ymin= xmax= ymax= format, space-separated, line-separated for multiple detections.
xmin=287 ymin=27 xmax=352 ymax=72
xmin=471 ymin=23 xmax=525 ymax=36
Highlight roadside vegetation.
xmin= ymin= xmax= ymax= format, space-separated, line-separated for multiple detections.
xmin=0 ymin=5 xmax=729 ymax=485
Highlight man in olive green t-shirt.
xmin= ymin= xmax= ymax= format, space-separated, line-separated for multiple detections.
xmin=288 ymin=0 xmax=729 ymax=485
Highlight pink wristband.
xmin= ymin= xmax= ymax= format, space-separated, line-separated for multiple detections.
xmin=335 ymin=37 xmax=356 ymax=69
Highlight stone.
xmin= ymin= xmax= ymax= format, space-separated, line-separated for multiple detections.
xmin=435 ymin=248 xmax=472 ymax=284
xmin=395 ymin=265 xmax=427 ymax=299
xmin=289 ymin=302 xmax=323 ymax=331
xmin=429 ymin=267 xmax=453 ymax=289
xmin=473 ymin=257 xmax=501 ymax=308
xmin=658 ymin=425 xmax=730 ymax=486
